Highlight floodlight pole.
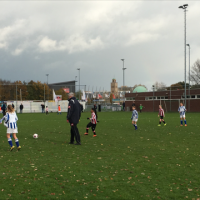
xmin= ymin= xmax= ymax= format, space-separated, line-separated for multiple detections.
xmin=152 ymin=85 xmax=155 ymax=112
xmin=121 ymin=59 xmax=126 ymax=97
xmin=46 ymin=74 xmax=49 ymax=101
xmin=77 ymin=69 xmax=80 ymax=100
xmin=187 ymin=44 xmax=190 ymax=111
xmin=179 ymin=4 xmax=188 ymax=108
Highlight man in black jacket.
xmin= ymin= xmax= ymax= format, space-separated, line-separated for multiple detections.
xmin=20 ymin=103 xmax=24 ymax=113
xmin=67 ymin=93 xmax=81 ymax=145
xmin=1 ymin=102 xmax=6 ymax=116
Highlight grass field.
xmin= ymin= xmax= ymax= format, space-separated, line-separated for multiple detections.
xmin=0 ymin=111 xmax=200 ymax=200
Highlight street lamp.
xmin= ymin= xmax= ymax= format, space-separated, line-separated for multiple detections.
xmin=77 ymin=68 xmax=80 ymax=100
xmin=46 ymin=74 xmax=49 ymax=100
xmin=187 ymin=43 xmax=190 ymax=111
xmin=121 ymin=59 xmax=126 ymax=96
xmin=179 ymin=3 xmax=188 ymax=107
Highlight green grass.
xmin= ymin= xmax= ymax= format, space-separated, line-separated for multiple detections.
xmin=0 ymin=112 xmax=200 ymax=200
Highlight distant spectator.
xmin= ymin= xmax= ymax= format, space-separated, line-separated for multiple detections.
xmin=1 ymin=102 xmax=7 ymax=116
xmin=19 ymin=103 xmax=23 ymax=113
xmin=41 ymin=104 xmax=45 ymax=113
xmin=94 ymin=104 xmax=97 ymax=110
xmin=57 ymin=105 xmax=61 ymax=115
xmin=46 ymin=106 xmax=49 ymax=115
xmin=132 ymin=101 xmax=135 ymax=107
xmin=12 ymin=104 xmax=15 ymax=109
xmin=123 ymin=101 xmax=125 ymax=111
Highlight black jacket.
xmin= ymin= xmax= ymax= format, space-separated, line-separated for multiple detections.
xmin=67 ymin=97 xmax=81 ymax=124
xmin=20 ymin=105 xmax=23 ymax=110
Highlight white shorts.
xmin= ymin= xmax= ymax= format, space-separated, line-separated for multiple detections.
xmin=7 ymin=128 xmax=18 ymax=134
xmin=180 ymin=115 xmax=185 ymax=118
xmin=132 ymin=118 xmax=138 ymax=122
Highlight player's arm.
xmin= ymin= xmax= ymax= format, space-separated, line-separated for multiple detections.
xmin=136 ymin=111 xmax=138 ymax=119
xmin=131 ymin=111 xmax=134 ymax=120
xmin=67 ymin=101 xmax=74 ymax=121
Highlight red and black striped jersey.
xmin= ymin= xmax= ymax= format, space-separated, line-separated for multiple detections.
xmin=90 ymin=112 xmax=97 ymax=124
xmin=159 ymin=108 xmax=164 ymax=116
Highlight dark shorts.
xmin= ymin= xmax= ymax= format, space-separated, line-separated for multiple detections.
xmin=160 ymin=116 xmax=164 ymax=119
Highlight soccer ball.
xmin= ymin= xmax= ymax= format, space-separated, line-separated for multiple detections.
xmin=33 ymin=134 xmax=38 ymax=139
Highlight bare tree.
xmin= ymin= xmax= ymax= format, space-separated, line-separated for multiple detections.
xmin=190 ymin=59 xmax=200 ymax=85
xmin=154 ymin=82 xmax=166 ymax=91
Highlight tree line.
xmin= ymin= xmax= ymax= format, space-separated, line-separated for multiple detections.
xmin=0 ymin=80 xmax=52 ymax=101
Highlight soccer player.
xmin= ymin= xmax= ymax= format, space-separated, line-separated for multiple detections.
xmin=131 ymin=106 xmax=138 ymax=130
xmin=57 ymin=105 xmax=61 ymax=115
xmin=178 ymin=102 xmax=187 ymax=126
xmin=0 ymin=105 xmax=21 ymax=151
xmin=158 ymin=105 xmax=166 ymax=126
xmin=84 ymin=108 xmax=97 ymax=137
xmin=139 ymin=104 xmax=144 ymax=113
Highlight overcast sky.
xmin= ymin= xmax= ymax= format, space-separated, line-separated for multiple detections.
xmin=0 ymin=0 xmax=199 ymax=92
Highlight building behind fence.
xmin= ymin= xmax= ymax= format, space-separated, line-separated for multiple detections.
xmin=125 ymin=88 xmax=200 ymax=112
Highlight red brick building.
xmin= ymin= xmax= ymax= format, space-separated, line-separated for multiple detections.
xmin=125 ymin=89 xmax=200 ymax=112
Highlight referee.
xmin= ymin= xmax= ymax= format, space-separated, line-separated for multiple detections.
xmin=67 ymin=93 xmax=81 ymax=145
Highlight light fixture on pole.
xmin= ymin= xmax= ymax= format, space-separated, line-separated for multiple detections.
xmin=121 ymin=59 xmax=126 ymax=96
xmin=77 ymin=68 xmax=80 ymax=100
xmin=187 ymin=43 xmax=190 ymax=111
xmin=179 ymin=3 xmax=188 ymax=107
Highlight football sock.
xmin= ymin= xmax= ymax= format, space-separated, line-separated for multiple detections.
xmin=15 ymin=138 xmax=19 ymax=147
xmin=159 ymin=121 xmax=161 ymax=124
xmin=181 ymin=120 xmax=183 ymax=125
xmin=86 ymin=128 xmax=89 ymax=133
xmin=135 ymin=124 xmax=137 ymax=130
xmin=8 ymin=138 xmax=13 ymax=147
xmin=184 ymin=120 xmax=187 ymax=124
xmin=133 ymin=124 xmax=135 ymax=127
xmin=93 ymin=131 xmax=96 ymax=135
xmin=163 ymin=121 xmax=165 ymax=124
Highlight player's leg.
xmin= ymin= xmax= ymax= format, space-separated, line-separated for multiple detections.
xmin=13 ymin=133 xmax=21 ymax=150
xmin=73 ymin=124 xmax=81 ymax=145
xmin=158 ymin=117 xmax=162 ymax=126
xmin=132 ymin=120 xmax=135 ymax=127
xmin=85 ymin=122 xmax=92 ymax=135
xmin=183 ymin=116 xmax=187 ymax=126
xmin=134 ymin=120 xmax=138 ymax=130
xmin=92 ymin=124 xmax=97 ymax=137
xmin=69 ymin=124 xmax=75 ymax=144
xmin=180 ymin=116 xmax=183 ymax=126
xmin=7 ymin=133 xmax=14 ymax=151
xmin=162 ymin=118 xmax=166 ymax=125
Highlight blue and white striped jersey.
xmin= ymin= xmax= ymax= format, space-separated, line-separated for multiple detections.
xmin=178 ymin=106 xmax=186 ymax=115
xmin=0 ymin=112 xmax=18 ymax=129
xmin=131 ymin=110 xmax=138 ymax=119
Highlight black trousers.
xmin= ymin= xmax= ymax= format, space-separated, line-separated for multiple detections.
xmin=2 ymin=110 xmax=6 ymax=116
xmin=70 ymin=123 xmax=81 ymax=143
xmin=86 ymin=122 xmax=96 ymax=134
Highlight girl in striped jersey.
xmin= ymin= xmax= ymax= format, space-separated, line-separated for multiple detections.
xmin=158 ymin=105 xmax=167 ymax=126
xmin=0 ymin=105 xmax=21 ymax=151
xmin=84 ymin=108 xmax=97 ymax=137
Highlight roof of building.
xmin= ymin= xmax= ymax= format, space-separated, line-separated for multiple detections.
xmin=133 ymin=86 xmax=148 ymax=93
xmin=48 ymin=81 xmax=76 ymax=86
